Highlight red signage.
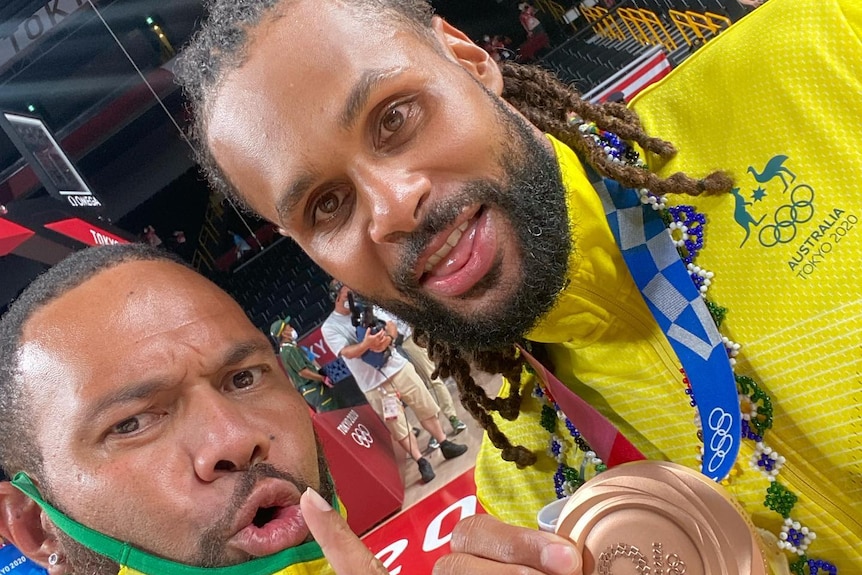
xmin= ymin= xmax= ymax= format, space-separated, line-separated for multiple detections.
xmin=361 ymin=468 xmax=486 ymax=574
xmin=314 ymin=405 xmax=403 ymax=534
xmin=0 ymin=218 xmax=35 ymax=256
xmin=43 ymin=218 xmax=127 ymax=246
xmin=298 ymin=326 xmax=337 ymax=365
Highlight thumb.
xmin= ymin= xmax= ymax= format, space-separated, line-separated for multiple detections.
xmin=301 ymin=488 xmax=389 ymax=575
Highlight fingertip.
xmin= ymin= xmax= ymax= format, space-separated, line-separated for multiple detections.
xmin=540 ymin=542 xmax=581 ymax=575
xmin=301 ymin=487 xmax=333 ymax=513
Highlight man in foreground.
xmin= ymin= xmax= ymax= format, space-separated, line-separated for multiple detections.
xmin=0 ymin=244 xmax=394 ymax=574
xmin=175 ymin=0 xmax=861 ymax=572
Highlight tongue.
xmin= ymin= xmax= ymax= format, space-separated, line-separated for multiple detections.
xmin=426 ymin=221 xmax=478 ymax=278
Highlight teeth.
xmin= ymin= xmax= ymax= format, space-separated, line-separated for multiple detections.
xmin=425 ymin=221 xmax=469 ymax=273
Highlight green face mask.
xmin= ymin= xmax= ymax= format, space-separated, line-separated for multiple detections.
xmin=11 ymin=472 xmax=333 ymax=575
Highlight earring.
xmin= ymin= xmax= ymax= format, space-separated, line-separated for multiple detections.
xmin=48 ymin=552 xmax=62 ymax=566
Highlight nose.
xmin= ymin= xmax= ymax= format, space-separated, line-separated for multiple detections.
xmin=190 ymin=391 xmax=271 ymax=482
xmin=353 ymin=161 xmax=431 ymax=244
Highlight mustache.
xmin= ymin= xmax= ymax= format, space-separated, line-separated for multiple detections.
xmin=392 ymin=181 xmax=506 ymax=293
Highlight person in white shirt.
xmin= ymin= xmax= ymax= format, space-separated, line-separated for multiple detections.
xmin=321 ymin=281 xmax=467 ymax=484
xmin=374 ymin=308 xmax=467 ymax=450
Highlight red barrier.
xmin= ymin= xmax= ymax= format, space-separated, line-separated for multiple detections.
xmin=313 ymin=404 xmax=404 ymax=534
xmin=362 ymin=468 xmax=485 ymax=574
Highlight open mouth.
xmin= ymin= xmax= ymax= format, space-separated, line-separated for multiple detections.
xmin=417 ymin=206 xmax=498 ymax=298
xmin=424 ymin=219 xmax=471 ymax=274
xmin=227 ymin=480 xmax=308 ymax=557
xmin=252 ymin=506 xmax=279 ymax=528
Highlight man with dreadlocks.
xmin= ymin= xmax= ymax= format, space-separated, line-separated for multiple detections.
xmin=175 ymin=0 xmax=861 ymax=572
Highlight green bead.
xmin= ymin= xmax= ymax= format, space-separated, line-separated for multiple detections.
xmin=789 ymin=555 xmax=808 ymax=575
xmin=540 ymin=405 xmax=557 ymax=433
xmin=706 ymin=299 xmax=728 ymax=327
xmin=660 ymin=211 xmax=673 ymax=226
xmin=736 ymin=375 xmax=774 ymax=435
xmin=595 ymin=463 xmax=608 ymax=473
xmin=562 ymin=465 xmax=580 ymax=483
xmin=764 ymin=481 xmax=797 ymax=518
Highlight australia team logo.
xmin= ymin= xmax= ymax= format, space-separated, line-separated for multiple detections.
xmin=731 ymin=154 xmax=854 ymax=280
xmin=730 ymin=155 xmax=815 ymax=248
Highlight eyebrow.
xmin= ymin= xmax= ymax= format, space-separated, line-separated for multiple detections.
xmin=340 ymin=67 xmax=402 ymax=131
xmin=276 ymin=171 xmax=318 ymax=223
xmin=83 ymin=339 xmax=273 ymax=422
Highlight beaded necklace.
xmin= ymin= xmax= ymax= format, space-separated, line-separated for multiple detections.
xmin=534 ymin=118 xmax=838 ymax=575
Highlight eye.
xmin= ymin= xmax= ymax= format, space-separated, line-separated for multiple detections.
xmin=229 ymin=366 xmax=266 ymax=390
xmin=376 ymin=100 xmax=415 ymax=146
xmin=109 ymin=413 xmax=161 ymax=436
xmin=381 ymin=107 xmax=405 ymax=134
xmin=113 ymin=417 xmax=140 ymax=434
xmin=312 ymin=187 xmax=351 ymax=225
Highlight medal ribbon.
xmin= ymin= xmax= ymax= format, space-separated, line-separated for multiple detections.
xmin=518 ymin=346 xmax=646 ymax=467
xmin=588 ymin=176 xmax=740 ymax=481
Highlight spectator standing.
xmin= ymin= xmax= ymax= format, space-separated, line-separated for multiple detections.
xmin=374 ymin=307 xmax=467 ymax=449
xmin=518 ymin=3 xmax=544 ymax=37
xmin=271 ymin=316 xmax=339 ymax=412
xmin=321 ymin=282 xmax=467 ymax=484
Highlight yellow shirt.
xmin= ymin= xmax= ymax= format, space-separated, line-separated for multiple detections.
xmin=474 ymin=1 xmax=861 ymax=570
xmin=118 ymin=557 xmax=333 ymax=575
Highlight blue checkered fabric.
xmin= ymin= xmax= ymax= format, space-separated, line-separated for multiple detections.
xmin=595 ymin=177 xmax=740 ymax=481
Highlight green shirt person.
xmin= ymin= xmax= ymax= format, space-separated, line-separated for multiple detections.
xmin=270 ymin=318 xmax=338 ymax=413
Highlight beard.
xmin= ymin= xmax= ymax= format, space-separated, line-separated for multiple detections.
xmin=369 ymin=93 xmax=571 ymax=351
xmin=50 ymin=445 xmax=334 ymax=573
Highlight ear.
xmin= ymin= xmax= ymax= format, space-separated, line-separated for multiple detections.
xmin=430 ymin=16 xmax=504 ymax=96
xmin=0 ymin=481 xmax=58 ymax=569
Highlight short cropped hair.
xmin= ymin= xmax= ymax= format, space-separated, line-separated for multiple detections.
xmin=0 ymin=244 xmax=185 ymax=480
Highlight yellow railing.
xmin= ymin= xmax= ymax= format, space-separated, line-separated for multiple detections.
xmin=581 ymin=6 xmax=627 ymax=41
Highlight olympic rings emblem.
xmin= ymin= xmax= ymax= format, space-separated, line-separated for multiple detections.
xmin=351 ymin=424 xmax=374 ymax=448
xmin=705 ymin=407 xmax=735 ymax=473
xmin=758 ymin=184 xmax=815 ymax=247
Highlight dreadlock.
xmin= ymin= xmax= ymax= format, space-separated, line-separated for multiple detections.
xmin=414 ymin=62 xmax=733 ymax=469
xmin=499 ymin=61 xmax=733 ymax=196
xmin=175 ymin=0 xmax=733 ymax=470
